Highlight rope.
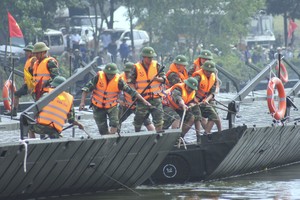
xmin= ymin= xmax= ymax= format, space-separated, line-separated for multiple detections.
xmin=103 ymin=174 xmax=141 ymax=196
xmin=179 ymin=108 xmax=187 ymax=130
xmin=150 ymin=106 xmax=194 ymax=130
xmin=19 ymin=138 xmax=41 ymax=173
xmin=176 ymin=137 xmax=187 ymax=150
xmin=19 ymin=139 xmax=28 ymax=173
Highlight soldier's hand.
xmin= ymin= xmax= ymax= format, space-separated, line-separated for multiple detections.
xmin=182 ymin=104 xmax=188 ymax=111
xmin=31 ymin=57 xmax=37 ymax=65
xmin=79 ymin=103 xmax=85 ymax=111
xmin=202 ymin=98 xmax=209 ymax=105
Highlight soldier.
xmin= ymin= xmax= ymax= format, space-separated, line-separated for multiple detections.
xmin=79 ymin=63 xmax=151 ymax=135
xmin=190 ymin=49 xmax=221 ymax=132
xmin=165 ymin=55 xmax=189 ymax=89
xmin=4 ymin=44 xmax=36 ymax=116
xmin=118 ymin=62 xmax=155 ymax=132
xmin=29 ymin=76 xmax=83 ymax=139
xmin=192 ymin=61 xmax=222 ymax=139
xmin=32 ymin=42 xmax=60 ymax=100
xmin=131 ymin=46 xmax=166 ymax=132
xmin=188 ymin=49 xmax=213 ymax=76
xmin=162 ymin=77 xmax=198 ymax=138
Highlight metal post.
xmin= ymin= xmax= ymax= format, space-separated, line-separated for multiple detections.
xmin=11 ymin=58 xmax=15 ymax=120
xmin=278 ymin=50 xmax=281 ymax=79
xmin=226 ymin=101 xmax=239 ymax=129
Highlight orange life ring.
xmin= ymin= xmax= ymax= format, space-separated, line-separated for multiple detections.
xmin=275 ymin=63 xmax=288 ymax=83
xmin=2 ymin=80 xmax=16 ymax=111
xmin=267 ymin=77 xmax=286 ymax=120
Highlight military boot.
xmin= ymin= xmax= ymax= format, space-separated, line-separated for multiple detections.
xmin=4 ymin=108 xmax=17 ymax=116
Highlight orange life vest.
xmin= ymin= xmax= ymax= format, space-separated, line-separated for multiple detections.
xmin=192 ymin=69 xmax=216 ymax=99
xmin=33 ymin=57 xmax=57 ymax=92
xmin=165 ymin=63 xmax=189 ymax=89
xmin=37 ymin=88 xmax=73 ymax=133
xmin=92 ymin=71 xmax=121 ymax=109
xmin=163 ymin=83 xmax=195 ymax=110
xmin=134 ymin=61 xmax=162 ymax=100
xmin=120 ymin=72 xmax=135 ymax=109
xmin=192 ymin=58 xmax=202 ymax=73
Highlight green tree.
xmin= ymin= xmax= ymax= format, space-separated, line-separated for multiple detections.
xmin=128 ymin=0 xmax=263 ymax=58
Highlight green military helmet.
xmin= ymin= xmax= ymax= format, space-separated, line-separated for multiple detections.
xmin=202 ymin=60 xmax=216 ymax=72
xmin=23 ymin=44 xmax=34 ymax=52
xmin=199 ymin=49 xmax=213 ymax=60
xmin=50 ymin=76 xmax=66 ymax=87
xmin=104 ymin=63 xmax=119 ymax=75
xmin=33 ymin=42 xmax=50 ymax=53
xmin=124 ymin=62 xmax=134 ymax=72
xmin=141 ymin=46 xmax=157 ymax=57
xmin=173 ymin=55 xmax=188 ymax=66
xmin=184 ymin=77 xmax=198 ymax=90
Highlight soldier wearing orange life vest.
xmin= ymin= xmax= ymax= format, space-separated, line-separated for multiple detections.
xmin=79 ymin=63 xmax=151 ymax=135
xmin=4 ymin=44 xmax=36 ymax=116
xmin=32 ymin=42 xmax=60 ymax=100
xmin=118 ymin=62 xmax=155 ymax=132
xmin=192 ymin=61 xmax=222 ymax=139
xmin=131 ymin=47 xmax=166 ymax=132
xmin=165 ymin=55 xmax=189 ymax=89
xmin=162 ymin=77 xmax=198 ymax=137
xmin=29 ymin=76 xmax=83 ymax=139
xmin=188 ymin=49 xmax=213 ymax=76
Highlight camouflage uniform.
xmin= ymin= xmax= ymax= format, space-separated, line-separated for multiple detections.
xmin=188 ymin=49 xmax=213 ymax=76
xmin=29 ymin=76 xmax=76 ymax=139
xmin=193 ymin=66 xmax=219 ymax=121
xmin=134 ymin=98 xmax=163 ymax=130
xmin=166 ymin=55 xmax=189 ymax=87
xmin=118 ymin=105 xmax=152 ymax=126
xmin=118 ymin=62 xmax=152 ymax=129
xmin=82 ymin=72 xmax=138 ymax=135
xmin=167 ymin=72 xmax=181 ymax=87
xmin=131 ymin=47 xmax=166 ymax=131
xmin=162 ymin=88 xmax=194 ymax=129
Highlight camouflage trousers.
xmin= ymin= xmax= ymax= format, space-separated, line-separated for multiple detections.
xmin=133 ymin=98 xmax=163 ymax=130
xmin=162 ymin=106 xmax=194 ymax=129
xmin=93 ymin=105 xmax=119 ymax=135
xmin=190 ymin=105 xmax=202 ymax=121
xmin=29 ymin=123 xmax=60 ymax=139
xmin=119 ymin=105 xmax=152 ymax=126
xmin=200 ymin=102 xmax=219 ymax=121
xmin=189 ymin=101 xmax=219 ymax=121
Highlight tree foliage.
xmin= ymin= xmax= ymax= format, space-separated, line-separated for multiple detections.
xmin=266 ymin=0 xmax=300 ymax=18
xmin=0 ymin=0 xmax=264 ymax=53
xmin=127 ymin=0 xmax=264 ymax=57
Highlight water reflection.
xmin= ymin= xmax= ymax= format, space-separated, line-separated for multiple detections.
xmin=56 ymin=163 xmax=300 ymax=200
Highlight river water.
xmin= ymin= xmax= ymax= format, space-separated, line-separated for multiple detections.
xmin=2 ymin=91 xmax=300 ymax=199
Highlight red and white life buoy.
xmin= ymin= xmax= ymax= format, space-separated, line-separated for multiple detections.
xmin=2 ymin=80 xmax=16 ymax=111
xmin=267 ymin=77 xmax=286 ymax=120
xmin=275 ymin=62 xmax=288 ymax=83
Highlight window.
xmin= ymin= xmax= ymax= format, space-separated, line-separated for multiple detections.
xmin=50 ymin=35 xmax=63 ymax=46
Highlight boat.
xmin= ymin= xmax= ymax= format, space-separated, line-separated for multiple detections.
xmin=0 ymin=130 xmax=180 ymax=200
xmin=146 ymin=57 xmax=300 ymax=184
xmin=0 ymin=58 xmax=181 ymax=200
